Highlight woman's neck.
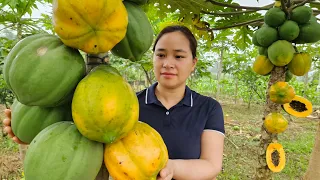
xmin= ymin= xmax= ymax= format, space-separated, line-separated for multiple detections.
xmin=155 ymin=83 xmax=186 ymax=110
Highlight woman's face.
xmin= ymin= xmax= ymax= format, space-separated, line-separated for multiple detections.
xmin=153 ymin=31 xmax=197 ymax=89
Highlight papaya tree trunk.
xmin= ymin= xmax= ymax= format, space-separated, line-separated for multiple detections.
xmin=86 ymin=53 xmax=110 ymax=180
xmin=234 ymin=78 xmax=238 ymax=104
xmin=216 ymin=48 xmax=224 ymax=100
xmin=318 ymin=73 xmax=320 ymax=92
xmin=303 ymin=72 xmax=309 ymax=98
xmin=304 ymin=120 xmax=320 ymax=179
xmin=254 ymin=66 xmax=286 ymax=180
xmin=140 ymin=66 xmax=152 ymax=87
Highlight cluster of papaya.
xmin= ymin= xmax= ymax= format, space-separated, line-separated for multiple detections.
xmin=252 ymin=3 xmax=317 ymax=78
xmin=251 ymin=1 xmax=317 ymax=173
xmin=3 ymin=0 xmax=169 ymax=180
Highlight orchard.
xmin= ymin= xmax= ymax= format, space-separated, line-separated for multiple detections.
xmin=0 ymin=0 xmax=320 ymax=180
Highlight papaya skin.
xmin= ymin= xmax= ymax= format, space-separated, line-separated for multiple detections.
xmin=252 ymin=55 xmax=274 ymax=76
xmin=104 ymin=121 xmax=169 ymax=180
xmin=269 ymin=82 xmax=295 ymax=104
xmin=72 ymin=65 xmax=139 ymax=144
xmin=288 ymin=53 xmax=312 ymax=76
xmin=52 ymin=0 xmax=128 ymax=54
xmin=267 ymin=40 xmax=295 ymax=66
xmin=264 ymin=112 xmax=288 ymax=134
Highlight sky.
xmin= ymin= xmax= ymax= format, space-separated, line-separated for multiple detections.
xmin=234 ymin=0 xmax=274 ymax=6
xmin=29 ymin=0 xmax=275 ymax=18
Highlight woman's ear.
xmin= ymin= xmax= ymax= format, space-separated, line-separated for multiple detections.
xmin=192 ymin=57 xmax=198 ymax=71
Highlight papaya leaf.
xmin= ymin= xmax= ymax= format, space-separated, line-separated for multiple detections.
xmin=0 ymin=0 xmax=13 ymax=8
xmin=233 ymin=26 xmax=253 ymax=50
xmin=0 ymin=10 xmax=19 ymax=23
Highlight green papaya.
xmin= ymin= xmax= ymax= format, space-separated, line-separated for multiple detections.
xmin=294 ymin=22 xmax=320 ymax=44
xmin=252 ymin=32 xmax=261 ymax=46
xmin=279 ymin=20 xmax=300 ymax=41
xmin=3 ymin=34 xmax=86 ymax=107
xmin=291 ymin=6 xmax=313 ymax=24
xmin=11 ymin=99 xmax=72 ymax=144
xmin=111 ymin=1 xmax=154 ymax=62
xmin=258 ymin=46 xmax=268 ymax=56
xmin=24 ymin=121 xmax=103 ymax=180
xmin=255 ymin=26 xmax=278 ymax=47
xmin=267 ymin=40 xmax=295 ymax=66
xmin=264 ymin=8 xmax=286 ymax=27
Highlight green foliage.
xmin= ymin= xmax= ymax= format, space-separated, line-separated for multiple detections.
xmin=0 ymin=0 xmax=37 ymax=17
xmin=146 ymin=0 xmax=215 ymax=19
xmin=0 ymin=37 xmax=16 ymax=106
xmin=234 ymin=26 xmax=253 ymax=50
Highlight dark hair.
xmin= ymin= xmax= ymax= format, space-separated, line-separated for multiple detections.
xmin=152 ymin=25 xmax=197 ymax=59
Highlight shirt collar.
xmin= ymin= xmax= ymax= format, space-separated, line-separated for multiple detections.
xmin=145 ymin=82 xmax=193 ymax=107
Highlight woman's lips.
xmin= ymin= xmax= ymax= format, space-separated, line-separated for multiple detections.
xmin=160 ymin=72 xmax=176 ymax=78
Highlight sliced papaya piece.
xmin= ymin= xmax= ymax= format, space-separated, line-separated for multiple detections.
xmin=282 ymin=95 xmax=313 ymax=118
xmin=266 ymin=142 xmax=286 ymax=173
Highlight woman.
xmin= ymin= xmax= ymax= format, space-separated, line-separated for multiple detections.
xmin=3 ymin=25 xmax=225 ymax=180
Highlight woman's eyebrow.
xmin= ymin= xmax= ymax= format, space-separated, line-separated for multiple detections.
xmin=156 ymin=48 xmax=166 ymax=52
xmin=174 ymin=49 xmax=187 ymax=53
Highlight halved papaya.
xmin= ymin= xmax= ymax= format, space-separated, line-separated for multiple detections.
xmin=282 ymin=95 xmax=313 ymax=118
xmin=266 ymin=142 xmax=286 ymax=173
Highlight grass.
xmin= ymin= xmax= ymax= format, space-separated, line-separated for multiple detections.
xmin=217 ymin=102 xmax=319 ymax=180
xmin=0 ymin=102 xmax=318 ymax=180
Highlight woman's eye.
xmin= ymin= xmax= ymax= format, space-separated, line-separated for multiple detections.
xmin=156 ymin=54 xmax=165 ymax=58
xmin=176 ymin=55 xmax=184 ymax=59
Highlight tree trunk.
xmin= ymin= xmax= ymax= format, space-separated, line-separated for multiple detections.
xmin=216 ymin=48 xmax=224 ymax=100
xmin=247 ymin=91 xmax=254 ymax=110
xmin=141 ymin=66 xmax=152 ymax=87
xmin=86 ymin=53 xmax=110 ymax=180
xmin=304 ymin=121 xmax=320 ymax=179
xmin=303 ymin=72 xmax=309 ymax=98
xmin=254 ymin=66 xmax=286 ymax=180
xmin=317 ymin=73 xmax=320 ymax=92
xmin=234 ymin=78 xmax=238 ymax=104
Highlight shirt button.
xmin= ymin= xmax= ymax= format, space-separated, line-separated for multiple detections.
xmin=166 ymin=111 xmax=169 ymax=115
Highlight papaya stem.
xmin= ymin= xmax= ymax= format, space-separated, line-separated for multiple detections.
xmin=288 ymin=0 xmax=310 ymax=11
xmin=201 ymin=3 xmax=274 ymax=16
xmin=281 ymin=0 xmax=289 ymax=15
xmin=195 ymin=18 xmax=264 ymax=31
xmin=202 ymin=9 xmax=258 ymax=16
xmin=206 ymin=0 xmax=271 ymax=10
xmin=286 ymin=0 xmax=291 ymax=8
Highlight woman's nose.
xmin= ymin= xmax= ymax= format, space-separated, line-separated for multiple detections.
xmin=162 ymin=58 xmax=174 ymax=68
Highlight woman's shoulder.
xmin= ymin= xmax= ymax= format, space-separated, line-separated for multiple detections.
xmin=191 ymin=90 xmax=222 ymax=108
xmin=135 ymin=89 xmax=147 ymax=97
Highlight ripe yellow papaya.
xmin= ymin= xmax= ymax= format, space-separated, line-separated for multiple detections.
xmin=52 ymin=0 xmax=128 ymax=54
